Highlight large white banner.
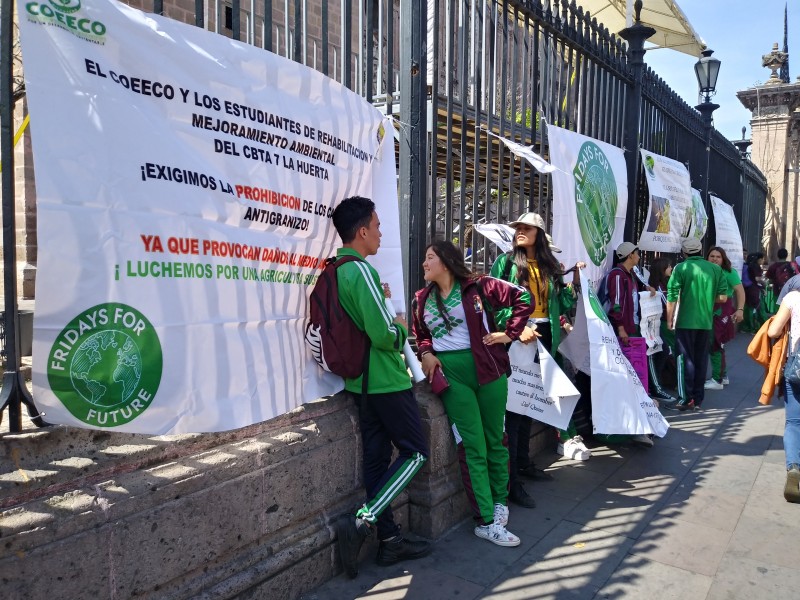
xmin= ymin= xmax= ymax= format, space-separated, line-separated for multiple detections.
xmin=638 ymin=149 xmax=693 ymax=252
xmin=711 ymin=195 xmax=744 ymax=276
xmin=579 ymin=273 xmax=669 ymax=437
xmin=506 ymin=341 xmax=580 ymax=430
xmin=19 ymin=0 xmax=404 ymax=433
xmin=547 ymin=124 xmax=628 ymax=289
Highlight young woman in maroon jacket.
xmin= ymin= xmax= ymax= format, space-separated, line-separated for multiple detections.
xmin=412 ymin=241 xmax=532 ymax=547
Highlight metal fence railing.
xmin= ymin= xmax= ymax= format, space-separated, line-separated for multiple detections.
xmin=0 ymin=0 xmax=768 ymax=431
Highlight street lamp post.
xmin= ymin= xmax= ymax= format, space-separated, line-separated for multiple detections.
xmin=694 ymin=48 xmax=721 ymax=253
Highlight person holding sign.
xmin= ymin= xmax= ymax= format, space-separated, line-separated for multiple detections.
xmin=647 ymin=258 xmax=678 ymax=401
xmin=704 ymin=246 xmax=745 ymax=390
xmin=412 ymin=241 xmax=531 ymax=547
xmin=330 ymin=197 xmax=431 ymax=578
xmin=491 ymin=212 xmax=590 ymax=487
xmin=666 ymin=238 xmax=728 ymax=411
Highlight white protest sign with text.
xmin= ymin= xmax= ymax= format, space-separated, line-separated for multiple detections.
xmin=506 ymin=341 xmax=580 ymax=431
xmin=711 ymin=195 xmax=744 ymax=276
xmin=638 ymin=150 xmax=693 ymax=252
xmin=578 ymin=272 xmax=670 ymax=437
xmin=19 ymin=0 xmax=402 ymax=434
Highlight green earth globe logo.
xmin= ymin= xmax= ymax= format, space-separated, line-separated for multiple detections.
xmin=573 ymin=141 xmax=618 ymax=266
xmin=49 ymin=0 xmax=81 ymax=14
xmin=48 ymin=303 xmax=162 ymax=427
xmin=70 ymin=330 xmax=142 ymax=408
xmin=644 ymin=155 xmax=655 ymax=178
xmin=587 ymin=285 xmax=610 ymax=324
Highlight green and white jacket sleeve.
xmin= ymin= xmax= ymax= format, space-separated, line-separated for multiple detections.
xmin=338 ymin=253 xmax=411 ymax=394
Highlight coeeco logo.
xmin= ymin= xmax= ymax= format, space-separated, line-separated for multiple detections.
xmin=26 ymin=0 xmax=108 ymax=44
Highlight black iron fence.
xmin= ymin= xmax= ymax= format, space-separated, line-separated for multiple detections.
xmin=0 ymin=0 xmax=768 ymax=430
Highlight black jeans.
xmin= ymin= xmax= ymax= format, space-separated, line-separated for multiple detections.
xmin=675 ymin=328 xmax=711 ymax=405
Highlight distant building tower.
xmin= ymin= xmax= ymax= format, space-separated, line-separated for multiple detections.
xmin=781 ymin=3 xmax=790 ymax=83
xmin=737 ymin=40 xmax=800 ymax=259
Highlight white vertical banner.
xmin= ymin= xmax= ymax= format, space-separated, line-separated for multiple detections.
xmin=547 ymin=124 xmax=628 ymax=289
xmin=637 ymin=149 xmax=693 ymax=252
xmin=711 ymin=195 xmax=744 ymax=276
xmin=19 ymin=0 xmax=403 ymax=434
xmin=579 ymin=272 xmax=670 ymax=437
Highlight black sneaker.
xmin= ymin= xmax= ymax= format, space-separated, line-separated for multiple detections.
xmin=376 ymin=536 xmax=432 ymax=566
xmin=336 ymin=514 xmax=371 ymax=579
xmin=676 ymin=399 xmax=695 ymax=412
xmin=509 ymin=481 xmax=536 ymax=508
xmin=518 ymin=464 xmax=554 ymax=481
xmin=651 ymin=391 xmax=677 ymax=403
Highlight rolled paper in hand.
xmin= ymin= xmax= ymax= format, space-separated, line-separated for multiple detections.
xmin=385 ymin=298 xmax=426 ymax=382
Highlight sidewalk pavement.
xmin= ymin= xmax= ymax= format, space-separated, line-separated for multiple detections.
xmin=302 ymin=333 xmax=798 ymax=600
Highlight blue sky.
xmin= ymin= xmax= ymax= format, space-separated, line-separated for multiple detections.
xmin=641 ymin=1 xmax=797 ymax=142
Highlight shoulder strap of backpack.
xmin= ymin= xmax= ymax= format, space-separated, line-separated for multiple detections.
xmin=328 ymin=254 xmax=371 ymax=407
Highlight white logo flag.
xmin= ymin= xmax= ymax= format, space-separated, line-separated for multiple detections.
xmin=492 ymin=134 xmax=557 ymax=174
xmin=578 ymin=272 xmax=670 ymax=437
xmin=637 ymin=149 xmax=693 ymax=252
xmin=506 ymin=341 xmax=580 ymax=430
xmin=473 ymin=223 xmax=516 ymax=253
xmin=20 ymin=0 xmax=403 ymax=434
xmin=547 ymin=124 xmax=628 ymax=290
xmin=711 ymin=196 xmax=744 ymax=276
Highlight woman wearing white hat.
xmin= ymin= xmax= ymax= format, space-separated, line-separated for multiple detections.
xmin=490 ymin=212 xmax=588 ymax=509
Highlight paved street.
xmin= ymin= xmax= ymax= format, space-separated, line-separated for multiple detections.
xmin=303 ymin=333 xmax=797 ymax=600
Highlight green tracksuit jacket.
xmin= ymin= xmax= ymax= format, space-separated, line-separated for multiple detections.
xmin=336 ymin=248 xmax=411 ymax=394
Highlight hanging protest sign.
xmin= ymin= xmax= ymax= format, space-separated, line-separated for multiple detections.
xmin=506 ymin=341 xmax=580 ymax=430
xmin=687 ymin=188 xmax=708 ymax=241
xmin=577 ymin=271 xmax=670 ymax=437
xmin=547 ymin=124 xmax=628 ymax=290
xmin=711 ymin=195 xmax=744 ymax=276
xmin=638 ymin=291 xmax=664 ymax=356
xmin=637 ymin=150 xmax=693 ymax=252
xmin=19 ymin=0 xmax=403 ymax=433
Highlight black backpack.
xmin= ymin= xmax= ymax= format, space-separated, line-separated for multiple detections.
xmin=775 ymin=261 xmax=797 ymax=290
xmin=305 ymin=256 xmax=370 ymax=380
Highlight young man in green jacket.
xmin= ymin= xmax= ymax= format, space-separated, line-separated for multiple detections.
xmin=331 ymin=196 xmax=430 ymax=578
xmin=666 ymin=238 xmax=728 ymax=410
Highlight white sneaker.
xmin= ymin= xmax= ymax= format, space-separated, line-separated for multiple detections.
xmin=493 ymin=503 xmax=509 ymax=526
xmin=704 ymin=379 xmax=724 ymax=390
xmin=557 ymin=435 xmax=592 ymax=461
xmin=721 ymin=376 xmax=730 ymax=385
xmin=474 ymin=522 xmax=521 ymax=547
xmin=631 ymin=434 xmax=654 ymax=448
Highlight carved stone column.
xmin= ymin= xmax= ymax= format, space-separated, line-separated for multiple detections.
xmin=738 ymin=55 xmax=800 ymax=257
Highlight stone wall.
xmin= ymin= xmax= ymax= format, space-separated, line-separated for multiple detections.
xmin=0 ymin=386 xmax=552 ymax=600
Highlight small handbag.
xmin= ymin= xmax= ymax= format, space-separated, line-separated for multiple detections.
xmin=785 ymin=343 xmax=800 ymax=386
xmin=430 ymin=366 xmax=450 ymax=395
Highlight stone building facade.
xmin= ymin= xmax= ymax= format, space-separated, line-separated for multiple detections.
xmin=738 ymin=43 xmax=800 ymax=260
